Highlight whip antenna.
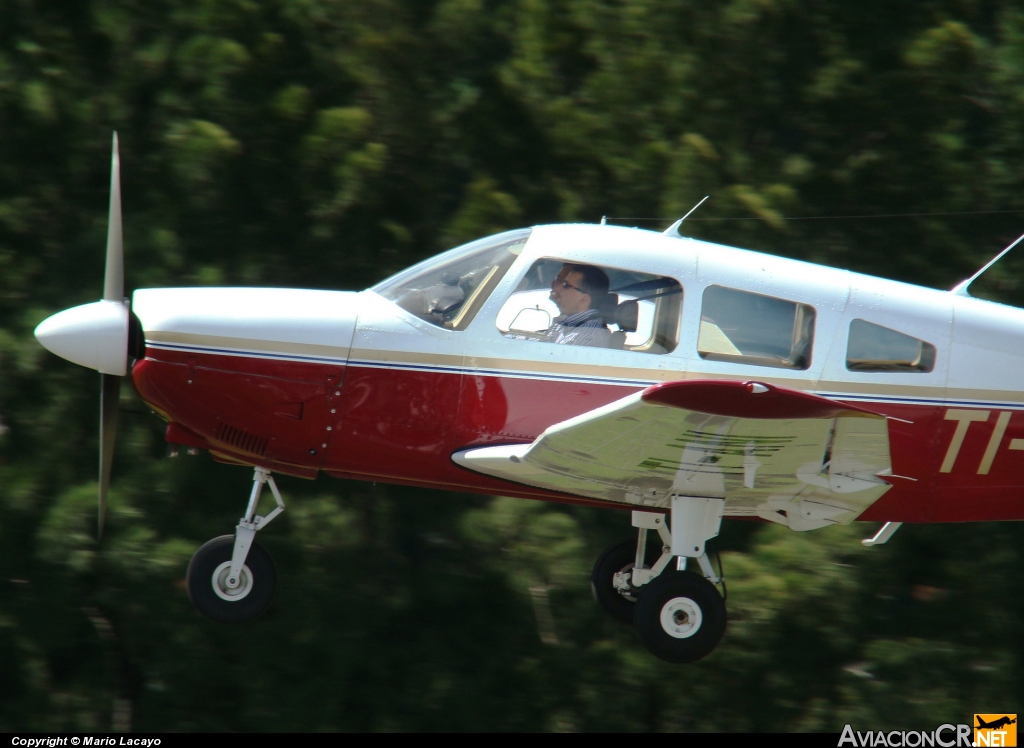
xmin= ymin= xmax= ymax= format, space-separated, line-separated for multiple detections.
xmin=951 ymin=231 xmax=1024 ymax=296
xmin=663 ymin=196 xmax=710 ymax=237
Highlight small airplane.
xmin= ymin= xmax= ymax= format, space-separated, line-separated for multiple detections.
xmin=33 ymin=135 xmax=1024 ymax=663
xmin=976 ymin=716 xmax=1017 ymax=731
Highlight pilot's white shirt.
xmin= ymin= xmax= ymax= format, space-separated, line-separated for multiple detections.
xmin=542 ymin=309 xmax=612 ymax=347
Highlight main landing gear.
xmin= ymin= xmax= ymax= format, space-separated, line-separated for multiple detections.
xmin=591 ymin=497 xmax=727 ymax=664
xmin=186 ymin=468 xmax=284 ymax=623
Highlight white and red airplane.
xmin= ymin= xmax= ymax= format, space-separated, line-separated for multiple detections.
xmin=33 ymin=136 xmax=1024 ymax=663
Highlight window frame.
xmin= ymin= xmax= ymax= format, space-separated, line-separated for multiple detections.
xmin=845 ymin=318 xmax=937 ymax=373
xmin=697 ymin=284 xmax=816 ymax=370
xmin=371 ymin=229 xmax=532 ymax=331
xmin=492 ymin=256 xmax=684 ymax=354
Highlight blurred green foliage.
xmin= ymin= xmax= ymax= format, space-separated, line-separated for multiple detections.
xmin=1 ymin=0 xmax=1024 ymax=732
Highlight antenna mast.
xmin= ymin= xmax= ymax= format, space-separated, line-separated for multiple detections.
xmin=663 ymin=196 xmax=710 ymax=237
xmin=951 ymin=231 xmax=1024 ymax=296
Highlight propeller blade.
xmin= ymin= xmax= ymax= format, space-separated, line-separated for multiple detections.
xmin=99 ymin=133 xmax=126 ymax=539
xmin=103 ymin=132 xmax=123 ymax=302
xmin=98 ymin=373 xmax=120 ymax=539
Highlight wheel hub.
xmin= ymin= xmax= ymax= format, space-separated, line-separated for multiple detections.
xmin=212 ymin=561 xmax=253 ymax=602
xmin=613 ymin=564 xmax=640 ymax=601
xmin=660 ymin=596 xmax=702 ymax=638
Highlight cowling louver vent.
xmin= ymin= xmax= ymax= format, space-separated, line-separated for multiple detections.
xmin=216 ymin=422 xmax=268 ymax=457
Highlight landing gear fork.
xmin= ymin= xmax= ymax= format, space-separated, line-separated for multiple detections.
xmin=226 ymin=468 xmax=285 ymax=591
xmin=186 ymin=467 xmax=284 ymax=623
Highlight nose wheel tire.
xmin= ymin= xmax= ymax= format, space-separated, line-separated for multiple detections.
xmin=591 ymin=538 xmax=661 ymax=624
xmin=186 ymin=535 xmax=276 ymax=623
xmin=633 ymin=569 xmax=726 ymax=663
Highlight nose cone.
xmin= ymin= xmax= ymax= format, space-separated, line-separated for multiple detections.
xmin=35 ymin=299 xmax=130 ymax=376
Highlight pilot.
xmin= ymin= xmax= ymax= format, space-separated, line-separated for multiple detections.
xmin=543 ymin=263 xmax=613 ymax=347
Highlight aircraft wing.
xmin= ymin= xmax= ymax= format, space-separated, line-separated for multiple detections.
xmin=452 ymin=380 xmax=892 ymax=531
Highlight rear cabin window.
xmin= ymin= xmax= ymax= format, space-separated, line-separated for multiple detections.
xmin=698 ymin=285 xmax=815 ymax=370
xmin=846 ymin=319 xmax=936 ymax=373
xmin=495 ymin=259 xmax=682 ymax=353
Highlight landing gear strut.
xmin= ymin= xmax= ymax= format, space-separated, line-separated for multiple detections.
xmin=186 ymin=468 xmax=284 ymax=623
xmin=591 ymin=496 xmax=727 ymax=663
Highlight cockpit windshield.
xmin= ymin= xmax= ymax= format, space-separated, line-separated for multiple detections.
xmin=372 ymin=229 xmax=531 ymax=329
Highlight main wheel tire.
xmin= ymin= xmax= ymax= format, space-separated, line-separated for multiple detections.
xmin=633 ymin=569 xmax=726 ymax=663
xmin=591 ymin=538 xmax=661 ymax=624
xmin=186 ymin=535 xmax=276 ymax=624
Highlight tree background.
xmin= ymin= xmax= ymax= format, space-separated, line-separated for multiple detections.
xmin=1 ymin=0 xmax=1023 ymax=732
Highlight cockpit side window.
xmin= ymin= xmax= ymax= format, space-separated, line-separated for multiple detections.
xmin=846 ymin=319 xmax=936 ymax=372
xmin=372 ymin=229 xmax=531 ymax=329
xmin=495 ymin=258 xmax=682 ymax=353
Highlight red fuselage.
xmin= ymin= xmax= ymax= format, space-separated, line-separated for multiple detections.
xmin=132 ymin=345 xmax=1024 ymax=524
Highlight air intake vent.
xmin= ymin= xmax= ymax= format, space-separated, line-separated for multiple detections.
xmin=215 ymin=422 xmax=268 ymax=457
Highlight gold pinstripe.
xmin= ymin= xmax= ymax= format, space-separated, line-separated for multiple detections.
xmin=146 ymin=332 xmax=1024 ymax=406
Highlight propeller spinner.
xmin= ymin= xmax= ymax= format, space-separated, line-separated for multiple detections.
xmin=34 ymin=133 xmax=130 ymax=537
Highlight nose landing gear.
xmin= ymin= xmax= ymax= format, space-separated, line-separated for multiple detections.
xmin=591 ymin=498 xmax=727 ymax=663
xmin=186 ymin=468 xmax=284 ymax=623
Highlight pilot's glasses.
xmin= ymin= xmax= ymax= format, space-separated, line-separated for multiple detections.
xmin=552 ymin=278 xmax=585 ymax=294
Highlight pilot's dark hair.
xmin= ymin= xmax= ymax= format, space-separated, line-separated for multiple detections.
xmin=566 ymin=264 xmax=610 ymax=306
